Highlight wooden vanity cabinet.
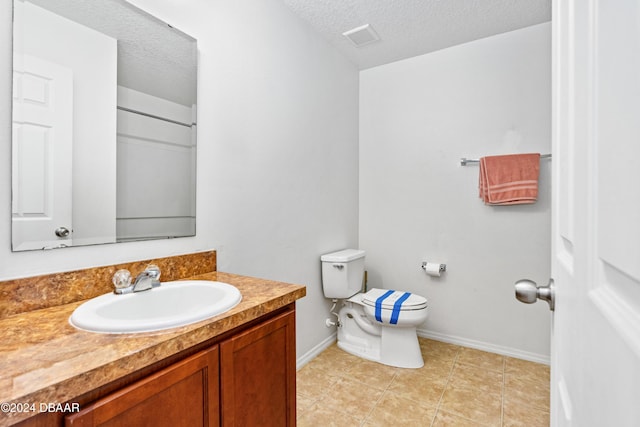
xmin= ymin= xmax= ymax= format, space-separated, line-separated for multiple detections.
xmin=57 ymin=308 xmax=296 ymax=427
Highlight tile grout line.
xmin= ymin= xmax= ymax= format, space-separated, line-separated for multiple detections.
xmin=501 ymin=357 xmax=506 ymax=426
xmin=429 ymin=349 xmax=460 ymax=427
xmin=359 ymin=369 xmax=399 ymax=427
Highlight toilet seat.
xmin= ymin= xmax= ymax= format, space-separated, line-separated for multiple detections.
xmin=362 ymin=288 xmax=427 ymax=311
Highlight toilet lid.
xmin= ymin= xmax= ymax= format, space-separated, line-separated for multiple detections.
xmin=362 ymin=288 xmax=427 ymax=310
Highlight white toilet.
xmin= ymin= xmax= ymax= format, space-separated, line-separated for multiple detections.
xmin=321 ymin=249 xmax=428 ymax=368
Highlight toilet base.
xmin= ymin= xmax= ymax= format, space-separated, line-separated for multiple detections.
xmin=337 ymin=339 xmax=380 ymax=363
xmin=380 ymin=326 xmax=424 ymax=368
xmin=337 ymin=303 xmax=424 ymax=369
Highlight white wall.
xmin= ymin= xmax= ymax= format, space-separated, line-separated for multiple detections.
xmin=359 ymin=23 xmax=552 ymax=361
xmin=0 ymin=0 xmax=359 ymax=359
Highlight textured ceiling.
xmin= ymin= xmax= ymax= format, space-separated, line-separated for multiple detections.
xmin=280 ymin=0 xmax=551 ymax=69
xmin=26 ymin=0 xmax=197 ymax=107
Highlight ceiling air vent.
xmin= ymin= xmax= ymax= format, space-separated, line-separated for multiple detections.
xmin=342 ymin=24 xmax=380 ymax=47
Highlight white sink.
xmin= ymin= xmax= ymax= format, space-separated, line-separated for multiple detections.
xmin=69 ymin=280 xmax=242 ymax=333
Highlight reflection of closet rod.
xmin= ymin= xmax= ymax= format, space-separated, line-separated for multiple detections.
xmin=460 ymin=153 xmax=552 ymax=166
xmin=117 ymin=106 xmax=194 ymax=128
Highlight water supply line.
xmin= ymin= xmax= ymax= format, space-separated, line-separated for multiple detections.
xmin=325 ymin=270 xmax=368 ymax=328
xmin=325 ymin=299 xmax=341 ymax=327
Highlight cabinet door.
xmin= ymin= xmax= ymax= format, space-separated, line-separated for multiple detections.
xmin=65 ymin=346 xmax=219 ymax=427
xmin=220 ymin=310 xmax=296 ymax=427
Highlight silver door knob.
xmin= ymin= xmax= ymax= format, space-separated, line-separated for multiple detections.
xmin=515 ymin=278 xmax=555 ymax=311
xmin=55 ymin=227 xmax=70 ymax=238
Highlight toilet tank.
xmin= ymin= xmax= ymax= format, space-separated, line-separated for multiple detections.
xmin=321 ymin=249 xmax=365 ymax=299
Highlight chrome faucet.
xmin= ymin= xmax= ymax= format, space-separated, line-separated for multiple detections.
xmin=113 ymin=265 xmax=161 ymax=294
xmin=132 ymin=265 xmax=161 ymax=292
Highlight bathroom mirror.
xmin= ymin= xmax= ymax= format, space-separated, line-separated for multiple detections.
xmin=11 ymin=0 xmax=197 ymax=251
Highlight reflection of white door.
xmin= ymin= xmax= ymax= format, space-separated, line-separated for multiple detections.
xmin=551 ymin=1 xmax=640 ymax=425
xmin=12 ymin=54 xmax=73 ymax=250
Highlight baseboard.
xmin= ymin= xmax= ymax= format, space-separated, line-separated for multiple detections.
xmin=417 ymin=329 xmax=550 ymax=365
xmin=296 ymin=332 xmax=336 ymax=370
xmin=296 ymin=329 xmax=550 ymax=368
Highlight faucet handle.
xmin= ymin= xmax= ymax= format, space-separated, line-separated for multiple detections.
xmin=145 ymin=264 xmax=161 ymax=287
xmin=145 ymin=264 xmax=160 ymax=277
xmin=112 ymin=269 xmax=132 ymax=293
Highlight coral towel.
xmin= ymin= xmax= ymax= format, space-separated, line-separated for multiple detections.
xmin=479 ymin=153 xmax=540 ymax=205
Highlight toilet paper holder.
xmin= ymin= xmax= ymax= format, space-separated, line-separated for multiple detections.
xmin=421 ymin=262 xmax=446 ymax=273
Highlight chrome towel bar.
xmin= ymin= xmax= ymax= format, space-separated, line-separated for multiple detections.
xmin=460 ymin=153 xmax=552 ymax=166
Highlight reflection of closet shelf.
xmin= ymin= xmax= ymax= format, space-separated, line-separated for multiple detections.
xmin=117 ymin=106 xmax=194 ymax=127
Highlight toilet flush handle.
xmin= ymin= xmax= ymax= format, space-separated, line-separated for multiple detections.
xmin=333 ymin=264 xmax=344 ymax=270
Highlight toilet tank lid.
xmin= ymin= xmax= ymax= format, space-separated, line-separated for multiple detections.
xmin=321 ymin=249 xmax=365 ymax=263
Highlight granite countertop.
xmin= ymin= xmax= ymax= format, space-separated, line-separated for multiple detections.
xmin=0 ymin=271 xmax=306 ymax=426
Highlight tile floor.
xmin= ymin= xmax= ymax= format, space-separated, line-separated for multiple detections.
xmin=296 ymin=338 xmax=550 ymax=426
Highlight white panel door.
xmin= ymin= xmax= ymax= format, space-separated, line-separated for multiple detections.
xmin=551 ymin=0 xmax=640 ymax=425
xmin=12 ymin=54 xmax=73 ymax=250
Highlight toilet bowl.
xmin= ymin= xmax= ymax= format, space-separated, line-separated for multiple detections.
xmin=321 ymin=249 xmax=429 ymax=369
xmin=337 ymin=289 xmax=428 ymax=368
